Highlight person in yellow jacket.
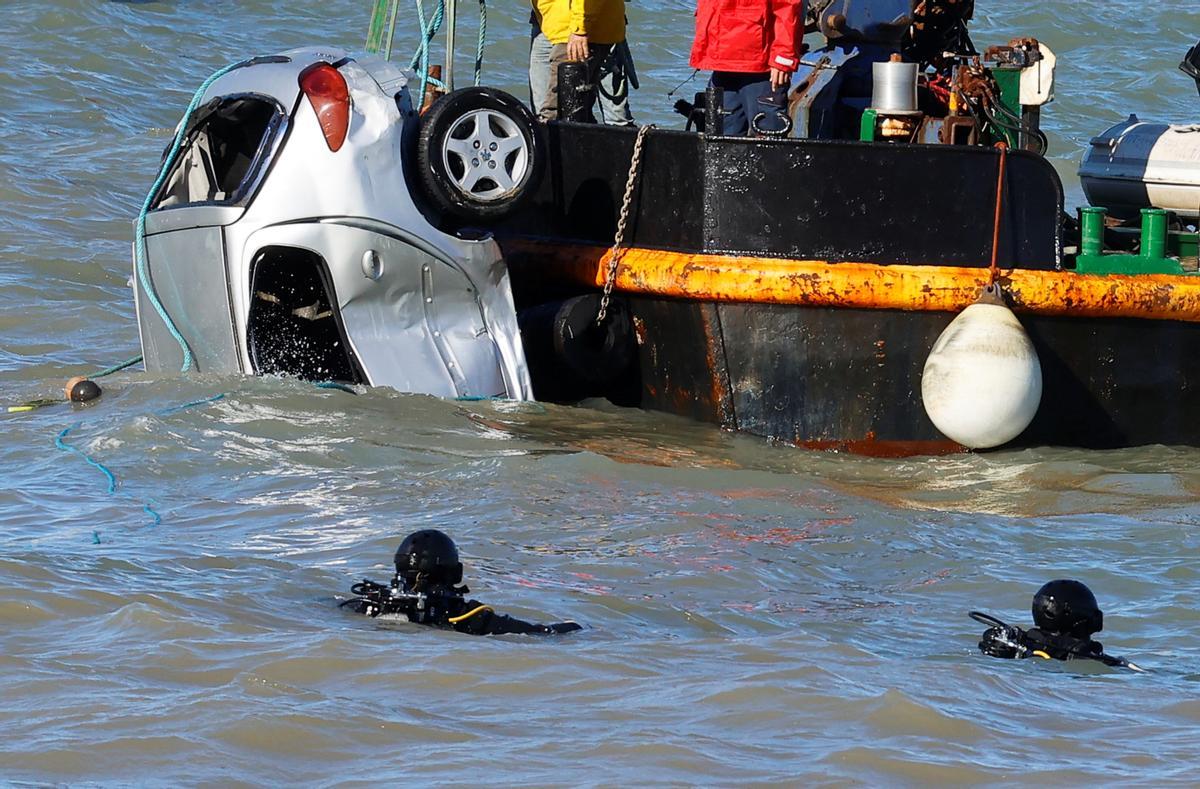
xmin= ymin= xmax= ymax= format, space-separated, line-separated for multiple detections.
xmin=529 ymin=0 xmax=636 ymax=124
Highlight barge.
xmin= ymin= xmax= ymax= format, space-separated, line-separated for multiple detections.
xmin=130 ymin=1 xmax=1200 ymax=454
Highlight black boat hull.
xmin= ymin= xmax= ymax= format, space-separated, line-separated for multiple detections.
xmin=492 ymin=122 xmax=1200 ymax=454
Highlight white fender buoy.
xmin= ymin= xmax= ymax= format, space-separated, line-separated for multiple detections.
xmin=921 ymin=286 xmax=1043 ymax=449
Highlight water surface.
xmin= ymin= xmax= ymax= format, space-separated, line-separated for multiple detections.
xmin=2 ymin=1 xmax=1200 ymax=783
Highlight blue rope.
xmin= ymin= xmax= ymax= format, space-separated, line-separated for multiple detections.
xmin=52 ymin=382 xmax=350 ymax=536
xmin=315 ymin=381 xmax=358 ymax=394
xmin=134 ymin=61 xmax=243 ymax=374
xmin=410 ymin=0 xmax=447 ymax=102
xmin=54 ymin=393 xmax=226 ymax=531
xmin=56 ymin=424 xmax=117 ymax=495
xmin=376 ymin=0 xmax=485 ymax=98
xmin=143 ymin=503 xmax=162 ymax=527
xmin=155 ymin=392 xmax=226 ymax=417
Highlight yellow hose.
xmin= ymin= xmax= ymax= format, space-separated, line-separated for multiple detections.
xmin=448 ymin=604 xmax=493 ymax=624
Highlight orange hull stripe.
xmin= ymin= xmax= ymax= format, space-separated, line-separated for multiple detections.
xmin=505 ymin=241 xmax=1200 ymax=323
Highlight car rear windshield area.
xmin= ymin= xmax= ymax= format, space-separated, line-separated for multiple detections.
xmin=153 ymin=95 xmax=284 ymax=209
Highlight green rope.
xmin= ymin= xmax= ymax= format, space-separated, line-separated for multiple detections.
xmin=384 ymin=0 xmax=402 ymax=61
xmin=90 ymin=355 xmax=143 ymax=379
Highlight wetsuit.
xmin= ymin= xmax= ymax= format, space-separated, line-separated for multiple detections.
xmin=343 ymin=579 xmax=581 ymax=636
xmin=979 ymin=624 xmax=1129 ymax=668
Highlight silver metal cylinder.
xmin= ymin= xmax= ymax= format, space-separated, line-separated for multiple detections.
xmin=870 ymin=60 xmax=919 ymax=114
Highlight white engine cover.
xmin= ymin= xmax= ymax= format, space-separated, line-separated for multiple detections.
xmin=1080 ymin=115 xmax=1200 ymax=219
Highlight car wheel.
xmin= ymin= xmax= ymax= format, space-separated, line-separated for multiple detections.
xmin=416 ymin=87 xmax=543 ymax=221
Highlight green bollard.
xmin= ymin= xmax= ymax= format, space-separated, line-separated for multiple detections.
xmin=860 ymin=109 xmax=878 ymax=142
xmin=1141 ymin=208 xmax=1168 ymax=260
xmin=1080 ymin=206 xmax=1106 ymax=258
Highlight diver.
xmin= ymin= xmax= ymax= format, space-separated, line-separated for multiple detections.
xmin=341 ymin=529 xmax=582 ymax=636
xmin=971 ymin=579 xmax=1144 ymax=671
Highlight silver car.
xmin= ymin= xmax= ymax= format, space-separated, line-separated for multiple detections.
xmin=134 ymin=47 xmax=536 ymax=400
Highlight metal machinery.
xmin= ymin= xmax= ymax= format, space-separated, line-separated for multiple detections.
xmin=134 ymin=48 xmax=534 ymax=400
xmin=1076 ymin=39 xmax=1200 ymax=274
xmin=790 ymin=0 xmax=1055 ymax=152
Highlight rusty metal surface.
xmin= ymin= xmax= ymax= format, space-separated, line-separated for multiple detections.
xmin=655 ymin=299 xmax=1200 ymax=451
xmin=717 ymin=303 xmax=950 ymax=444
xmin=701 ymin=136 xmax=1060 ymax=268
xmin=624 ymin=296 xmax=732 ymax=427
xmin=500 ymin=239 xmax=1200 ymax=324
xmin=794 ymin=436 xmax=966 ymax=456
xmin=502 ymin=239 xmax=1200 ymax=452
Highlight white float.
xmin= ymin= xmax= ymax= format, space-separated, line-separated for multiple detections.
xmin=921 ymin=287 xmax=1043 ymax=449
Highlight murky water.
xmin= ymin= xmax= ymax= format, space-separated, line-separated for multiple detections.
xmin=3 ymin=0 xmax=1200 ymax=783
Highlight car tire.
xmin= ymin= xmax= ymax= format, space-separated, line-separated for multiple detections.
xmin=416 ymin=87 xmax=543 ymax=222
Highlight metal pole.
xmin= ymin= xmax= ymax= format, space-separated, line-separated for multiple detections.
xmin=445 ymin=0 xmax=458 ymax=91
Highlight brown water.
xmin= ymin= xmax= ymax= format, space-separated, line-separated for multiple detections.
xmin=2 ymin=0 xmax=1200 ymax=784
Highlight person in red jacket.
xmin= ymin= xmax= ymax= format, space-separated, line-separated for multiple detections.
xmin=690 ymin=0 xmax=806 ymax=135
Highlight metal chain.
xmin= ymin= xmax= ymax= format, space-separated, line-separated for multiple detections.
xmin=597 ymin=123 xmax=655 ymax=325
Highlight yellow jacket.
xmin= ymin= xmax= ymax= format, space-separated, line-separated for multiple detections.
xmin=533 ymin=0 xmax=626 ymax=45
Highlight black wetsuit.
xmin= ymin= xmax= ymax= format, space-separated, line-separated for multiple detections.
xmin=344 ymin=579 xmax=581 ymax=636
xmin=979 ymin=624 xmax=1128 ymax=668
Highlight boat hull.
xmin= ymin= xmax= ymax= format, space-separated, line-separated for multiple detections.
xmin=494 ymin=122 xmax=1200 ymax=453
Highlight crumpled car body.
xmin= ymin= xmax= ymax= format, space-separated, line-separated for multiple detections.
xmin=134 ymin=47 xmax=533 ymax=400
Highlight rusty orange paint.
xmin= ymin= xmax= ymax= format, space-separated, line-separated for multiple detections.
xmin=794 ymin=437 xmax=965 ymax=457
xmin=503 ymin=240 xmax=1200 ymax=323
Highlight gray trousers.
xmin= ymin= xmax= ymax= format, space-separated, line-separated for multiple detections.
xmin=529 ymin=30 xmax=634 ymax=125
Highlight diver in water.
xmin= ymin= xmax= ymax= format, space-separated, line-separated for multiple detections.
xmin=971 ymin=579 xmax=1144 ymax=671
xmin=341 ymin=529 xmax=582 ymax=636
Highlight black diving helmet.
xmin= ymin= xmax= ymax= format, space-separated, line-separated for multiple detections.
xmin=394 ymin=529 xmax=464 ymax=590
xmin=1032 ymin=579 xmax=1103 ymax=638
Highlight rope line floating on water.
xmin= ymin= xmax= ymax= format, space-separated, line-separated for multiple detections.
xmin=55 ymin=424 xmax=117 ymax=495
xmin=49 ymin=380 xmax=354 ymax=536
xmin=53 ymin=392 xmax=228 ymax=532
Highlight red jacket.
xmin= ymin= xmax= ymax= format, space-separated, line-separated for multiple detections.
xmin=689 ymin=0 xmax=805 ymax=74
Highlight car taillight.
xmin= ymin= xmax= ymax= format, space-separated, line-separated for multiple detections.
xmin=299 ymin=63 xmax=350 ymax=152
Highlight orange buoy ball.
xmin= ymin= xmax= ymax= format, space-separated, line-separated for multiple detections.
xmin=65 ymin=377 xmax=102 ymax=403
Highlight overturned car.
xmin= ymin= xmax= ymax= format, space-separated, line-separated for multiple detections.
xmin=133 ymin=48 xmax=542 ymax=400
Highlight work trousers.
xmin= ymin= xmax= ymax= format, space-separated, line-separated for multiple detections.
xmin=708 ymin=71 xmax=789 ymax=136
xmin=529 ymin=30 xmax=634 ymax=125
